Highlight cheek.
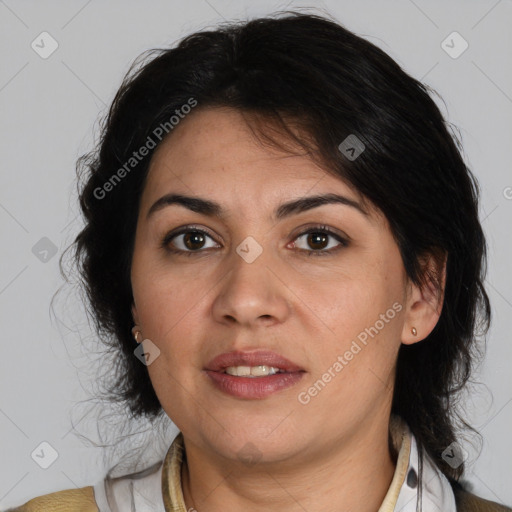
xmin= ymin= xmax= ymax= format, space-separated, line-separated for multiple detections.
xmin=302 ymin=267 xmax=402 ymax=339
xmin=132 ymin=271 xmax=210 ymax=392
xmin=303 ymin=284 xmax=402 ymax=406
xmin=131 ymin=251 xmax=207 ymax=334
xmin=297 ymin=263 xmax=405 ymax=393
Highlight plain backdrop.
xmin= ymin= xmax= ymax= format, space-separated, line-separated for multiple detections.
xmin=1 ymin=0 xmax=511 ymax=509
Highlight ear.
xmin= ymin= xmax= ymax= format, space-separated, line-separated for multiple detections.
xmin=401 ymin=251 xmax=447 ymax=345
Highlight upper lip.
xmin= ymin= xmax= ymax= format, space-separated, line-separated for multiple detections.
xmin=204 ymin=350 xmax=305 ymax=373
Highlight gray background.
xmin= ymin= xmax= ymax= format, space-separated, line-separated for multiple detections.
xmin=1 ymin=0 xmax=511 ymax=508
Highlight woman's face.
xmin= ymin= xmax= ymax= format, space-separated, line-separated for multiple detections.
xmin=130 ymin=106 xmax=423 ymax=466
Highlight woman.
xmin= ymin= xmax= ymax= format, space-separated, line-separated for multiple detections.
xmin=8 ymin=10 xmax=511 ymax=512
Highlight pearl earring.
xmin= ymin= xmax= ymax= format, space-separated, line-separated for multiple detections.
xmin=411 ymin=327 xmax=418 ymax=336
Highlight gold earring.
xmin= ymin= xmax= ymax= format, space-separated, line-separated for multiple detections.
xmin=131 ymin=325 xmax=143 ymax=343
xmin=411 ymin=327 xmax=418 ymax=336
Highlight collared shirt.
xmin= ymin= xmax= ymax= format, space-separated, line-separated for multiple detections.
xmin=90 ymin=414 xmax=457 ymax=512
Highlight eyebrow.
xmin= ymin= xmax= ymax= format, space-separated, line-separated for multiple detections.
xmin=146 ymin=192 xmax=368 ymax=221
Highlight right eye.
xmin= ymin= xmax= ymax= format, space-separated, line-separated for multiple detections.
xmin=161 ymin=226 xmax=220 ymax=255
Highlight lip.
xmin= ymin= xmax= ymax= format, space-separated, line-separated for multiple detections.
xmin=204 ymin=350 xmax=305 ymax=373
xmin=204 ymin=370 xmax=305 ymax=399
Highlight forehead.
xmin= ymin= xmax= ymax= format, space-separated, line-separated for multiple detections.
xmin=141 ymin=107 xmax=372 ymax=218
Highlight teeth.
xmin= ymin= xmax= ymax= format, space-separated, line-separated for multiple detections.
xmin=224 ymin=365 xmax=284 ymax=377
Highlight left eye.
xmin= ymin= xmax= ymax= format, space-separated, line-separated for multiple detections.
xmin=292 ymin=227 xmax=347 ymax=255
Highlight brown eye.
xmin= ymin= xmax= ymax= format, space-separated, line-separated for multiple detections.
xmin=182 ymin=231 xmax=207 ymax=250
xmin=306 ymin=232 xmax=329 ymax=250
xmin=162 ymin=227 xmax=219 ymax=254
xmin=293 ymin=226 xmax=348 ymax=256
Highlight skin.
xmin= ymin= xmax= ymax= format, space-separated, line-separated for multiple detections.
xmin=130 ymin=106 xmax=444 ymax=512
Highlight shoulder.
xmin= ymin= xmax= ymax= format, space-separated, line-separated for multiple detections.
xmin=4 ymin=486 xmax=98 ymax=512
xmin=451 ymin=480 xmax=512 ymax=512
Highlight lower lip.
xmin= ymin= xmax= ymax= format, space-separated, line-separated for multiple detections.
xmin=204 ymin=370 xmax=305 ymax=399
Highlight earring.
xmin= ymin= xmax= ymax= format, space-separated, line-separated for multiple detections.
xmin=411 ymin=327 xmax=418 ymax=336
xmin=131 ymin=325 xmax=143 ymax=343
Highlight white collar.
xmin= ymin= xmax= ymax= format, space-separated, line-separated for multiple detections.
xmin=380 ymin=419 xmax=457 ymax=512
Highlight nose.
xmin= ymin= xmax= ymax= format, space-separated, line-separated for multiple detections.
xmin=211 ymin=245 xmax=291 ymax=329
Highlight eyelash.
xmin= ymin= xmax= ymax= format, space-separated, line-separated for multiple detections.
xmin=160 ymin=224 xmax=348 ymax=257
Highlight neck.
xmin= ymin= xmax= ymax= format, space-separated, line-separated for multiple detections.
xmin=181 ymin=415 xmax=397 ymax=512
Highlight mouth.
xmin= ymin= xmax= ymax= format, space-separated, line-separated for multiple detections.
xmin=203 ymin=350 xmax=305 ymax=399
xmin=204 ymin=349 xmax=305 ymax=374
